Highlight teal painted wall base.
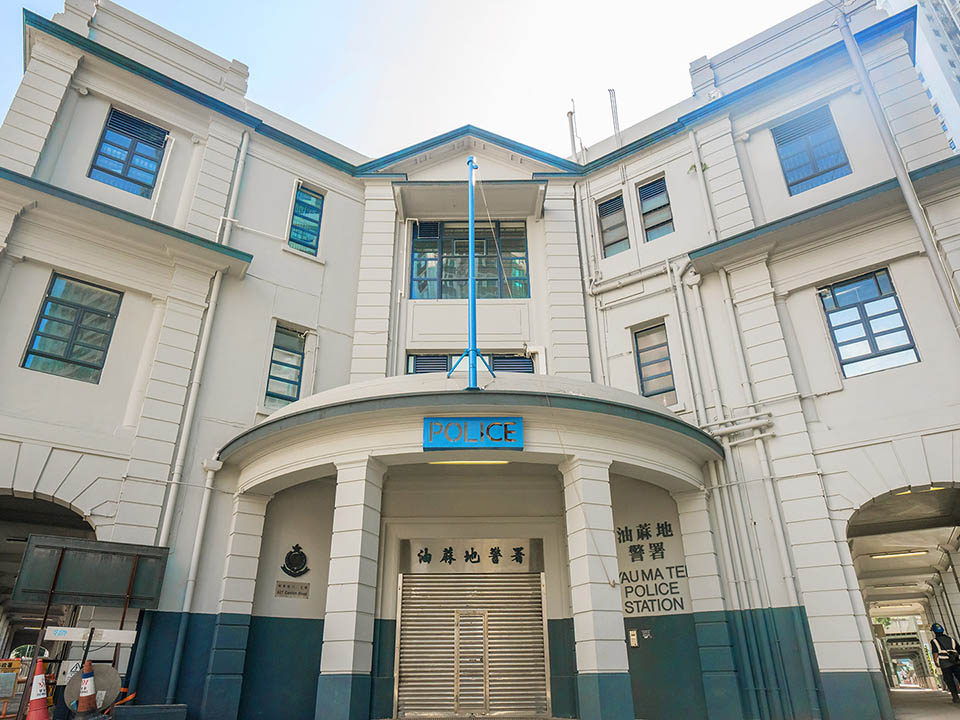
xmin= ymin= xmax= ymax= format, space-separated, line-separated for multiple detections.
xmin=821 ymin=671 xmax=894 ymax=720
xmin=199 ymin=613 xmax=251 ymax=720
xmin=548 ymin=619 xmax=578 ymax=718
xmin=576 ymin=672 xmax=634 ymax=720
xmin=370 ymin=619 xmax=395 ymax=719
xmin=315 ymin=673 xmax=371 ymax=720
xmin=239 ymin=617 xmax=324 ymax=720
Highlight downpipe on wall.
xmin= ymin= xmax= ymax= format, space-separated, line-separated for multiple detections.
xmin=836 ymin=11 xmax=960 ymax=338
xmin=718 ymin=268 xmax=824 ymax=718
xmin=687 ymin=270 xmax=796 ymax=719
xmin=165 ymin=459 xmax=221 ymax=702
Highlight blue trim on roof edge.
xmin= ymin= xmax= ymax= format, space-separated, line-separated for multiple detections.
xmin=22 ymin=6 xmax=917 ymax=180
xmin=689 ymin=152 xmax=960 ymax=260
xmin=0 ymin=166 xmax=253 ymax=264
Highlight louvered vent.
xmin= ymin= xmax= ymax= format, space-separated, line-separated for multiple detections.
xmin=491 ymin=355 xmax=534 ymax=373
xmin=411 ymin=355 xmax=449 ymax=373
xmin=597 ymin=194 xmax=624 ymax=217
xmin=106 ymin=108 xmax=168 ymax=148
xmin=417 ymin=221 xmax=440 ymax=239
xmin=637 ymin=177 xmax=667 ymax=202
xmin=771 ymin=106 xmax=834 ymax=146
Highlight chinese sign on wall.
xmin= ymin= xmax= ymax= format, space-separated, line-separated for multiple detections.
xmin=402 ymin=538 xmax=543 ymax=574
xmin=612 ymin=479 xmax=691 ymax=617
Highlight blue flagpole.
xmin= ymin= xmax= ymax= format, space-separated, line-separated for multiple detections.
xmin=467 ymin=155 xmax=479 ymax=390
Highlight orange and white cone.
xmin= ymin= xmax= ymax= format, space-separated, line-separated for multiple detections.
xmin=25 ymin=658 xmax=47 ymax=720
xmin=76 ymin=659 xmax=97 ymax=714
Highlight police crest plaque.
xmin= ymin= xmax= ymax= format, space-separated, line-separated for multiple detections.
xmin=281 ymin=544 xmax=309 ymax=577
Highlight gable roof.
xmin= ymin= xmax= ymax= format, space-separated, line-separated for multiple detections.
xmin=23 ymin=5 xmax=918 ymax=181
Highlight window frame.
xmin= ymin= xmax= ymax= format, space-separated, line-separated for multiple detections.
xmin=409 ymin=220 xmax=530 ymax=300
xmin=21 ymin=272 xmax=123 ymax=384
xmin=597 ymin=193 xmax=630 ymax=258
xmin=287 ymin=182 xmax=325 ymax=256
xmin=771 ymin=105 xmax=852 ymax=196
xmin=818 ymin=268 xmax=919 ymax=379
xmin=636 ymin=177 xmax=675 ymax=242
xmin=633 ymin=323 xmax=677 ymax=405
xmin=264 ymin=324 xmax=307 ymax=409
xmin=87 ymin=108 xmax=168 ymax=199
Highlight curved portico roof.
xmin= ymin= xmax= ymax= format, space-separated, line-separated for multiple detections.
xmin=218 ymin=373 xmax=722 ymax=462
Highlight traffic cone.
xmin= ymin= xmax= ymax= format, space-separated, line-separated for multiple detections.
xmin=76 ymin=660 xmax=97 ymax=714
xmin=25 ymin=658 xmax=47 ymax=720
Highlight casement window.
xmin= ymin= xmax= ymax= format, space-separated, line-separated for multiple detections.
xmin=23 ymin=274 xmax=122 ymax=383
xmin=407 ymin=354 xmax=535 ymax=374
xmin=89 ymin=108 xmax=168 ymax=198
xmin=637 ymin=178 xmax=674 ymax=241
xmin=410 ymin=221 xmax=529 ymax=299
xmin=264 ymin=325 xmax=306 ymax=409
xmin=634 ymin=324 xmax=677 ymax=406
xmin=288 ymin=185 xmax=324 ymax=255
xmin=771 ymin=106 xmax=851 ymax=195
xmin=597 ymin=195 xmax=629 ymax=257
xmin=818 ymin=269 xmax=918 ymax=378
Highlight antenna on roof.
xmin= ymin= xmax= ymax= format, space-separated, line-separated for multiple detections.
xmin=608 ymin=89 xmax=623 ymax=148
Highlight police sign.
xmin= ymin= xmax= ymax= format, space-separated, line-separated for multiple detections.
xmin=422 ymin=417 xmax=523 ymax=450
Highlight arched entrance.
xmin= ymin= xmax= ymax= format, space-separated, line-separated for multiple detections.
xmin=847 ymin=486 xmax=960 ymax=713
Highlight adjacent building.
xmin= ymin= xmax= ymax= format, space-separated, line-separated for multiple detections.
xmin=1 ymin=1 xmax=960 ymax=719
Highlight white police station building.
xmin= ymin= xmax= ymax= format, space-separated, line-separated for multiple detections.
xmin=1 ymin=1 xmax=960 ymax=719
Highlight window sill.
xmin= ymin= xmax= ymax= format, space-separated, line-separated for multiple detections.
xmin=282 ymin=244 xmax=325 ymax=265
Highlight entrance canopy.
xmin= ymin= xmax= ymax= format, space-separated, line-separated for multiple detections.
xmin=218 ymin=373 xmax=721 ymax=496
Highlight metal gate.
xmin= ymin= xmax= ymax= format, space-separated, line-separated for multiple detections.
xmin=395 ymin=573 xmax=550 ymax=717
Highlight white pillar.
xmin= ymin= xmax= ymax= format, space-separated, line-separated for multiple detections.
xmin=317 ymin=456 xmax=386 ymax=720
xmin=559 ymin=457 xmax=633 ymax=720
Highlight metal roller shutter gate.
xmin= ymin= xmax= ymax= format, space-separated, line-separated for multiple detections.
xmin=396 ymin=573 xmax=550 ymax=717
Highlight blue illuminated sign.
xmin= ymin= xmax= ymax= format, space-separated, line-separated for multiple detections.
xmin=423 ymin=417 xmax=524 ymax=450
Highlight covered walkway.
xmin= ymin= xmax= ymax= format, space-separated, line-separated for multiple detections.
xmin=892 ymin=688 xmax=960 ymax=719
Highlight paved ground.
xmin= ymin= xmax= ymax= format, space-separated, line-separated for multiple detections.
xmin=891 ymin=688 xmax=960 ymax=718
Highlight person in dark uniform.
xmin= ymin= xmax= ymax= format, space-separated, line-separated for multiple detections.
xmin=930 ymin=622 xmax=960 ymax=703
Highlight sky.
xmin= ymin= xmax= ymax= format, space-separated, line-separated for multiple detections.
xmin=1 ymin=0 xmax=823 ymax=160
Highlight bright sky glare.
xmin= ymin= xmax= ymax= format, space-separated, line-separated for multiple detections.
xmin=2 ymin=0 xmax=823 ymax=160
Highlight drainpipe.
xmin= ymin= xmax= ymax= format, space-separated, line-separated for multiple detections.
xmin=571 ymin=184 xmax=603 ymax=383
xmin=165 ymin=459 xmax=221 ymax=702
xmin=149 ymin=136 xmax=175 ymax=221
xmin=157 ymin=269 xmax=223 ymax=547
xmin=717 ymin=267 xmax=824 ymax=717
xmin=220 ymin=130 xmax=250 ymax=248
xmin=836 ymin=11 xmax=960 ymax=338
xmin=688 ymin=130 xmax=718 ymax=244
xmin=687 ymin=271 xmax=793 ymax=719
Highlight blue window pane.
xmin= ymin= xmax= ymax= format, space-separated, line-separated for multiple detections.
xmin=645 ymin=222 xmax=675 ymax=241
xmin=89 ymin=109 xmax=167 ymax=198
xmin=869 ymin=313 xmax=904 ymax=333
xmin=828 ymin=307 xmax=860 ymax=327
xmin=875 ymin=330 xmax=910 ymax=350
xmin=94 ymin=155 xmax=125 ymax=174
xmin=864 ymin=297 xmax=897 ymax=316
xmin=834 ymin=276 xmax=880 ymax=306
xmin=833 ymin=324 xmax=866 ymax=343
xmin=127 ymin=167 xmax=156 ymax=185
xmin=843 ymin=348 xmax=918 ymax=377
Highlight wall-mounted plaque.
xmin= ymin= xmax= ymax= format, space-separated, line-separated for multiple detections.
xmin=275 ymin=581 xmax=309 ymax=599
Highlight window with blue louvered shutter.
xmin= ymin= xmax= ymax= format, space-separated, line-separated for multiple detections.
xmin=637 ymin=178 xmax=674 ymax=241
xmin=89 ymin=108 xmax=168 ymax=198
xmin=289 ymin=185 xmax=324 ymax=255
xmin=771 ymin=106 xmax=851 ymax=195
xmin=408 ymin=355 xmax=450 ymax=374
xmin=597 ymin=195 xmax=629 ymax=257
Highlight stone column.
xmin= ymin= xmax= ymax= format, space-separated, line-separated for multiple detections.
xmin=558 ymin=457 xmax=633 ymax=720
xmin=317 ymin=456 xmax=386 ymax=720
xmin=200 ymin=491 xmax=271 ymax=720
